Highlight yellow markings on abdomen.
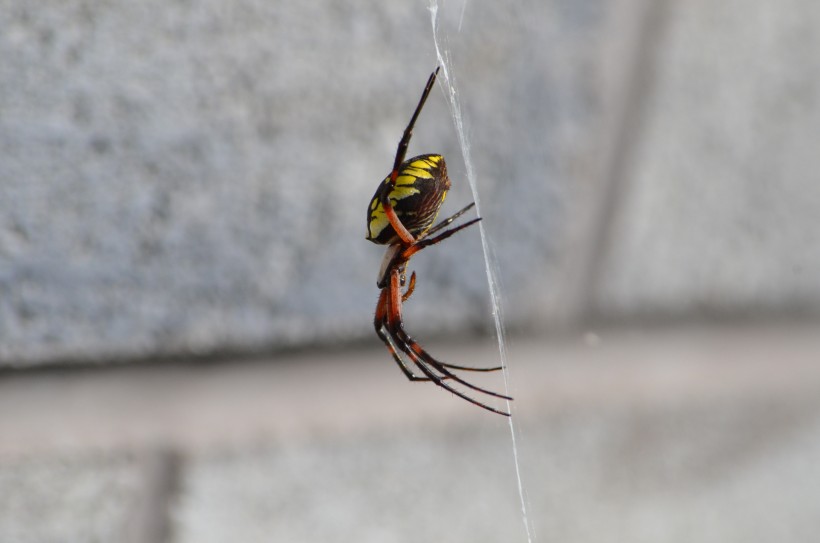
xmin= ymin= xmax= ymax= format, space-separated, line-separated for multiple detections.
xmin=366 ymin=154 xmax=449 ymax=244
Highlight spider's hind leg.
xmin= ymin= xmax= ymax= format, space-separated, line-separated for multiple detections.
xmin=383 ymin=275 xmax=510 ymax=415
xmin=393 ymin=330 xmax=511 ymax=417
xmin=392 ymin=325 xmax=512 ymax=401
xmin=376 ymin=325 xmax=430 ymax=382
xmin=374 ymin=288 xmax=431 ymax=382
xmin=433 ymin=360 xmax=504 ymax=372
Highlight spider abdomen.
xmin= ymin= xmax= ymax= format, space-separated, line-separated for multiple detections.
xmin=366 ymin=154 xmax=451 ymax=245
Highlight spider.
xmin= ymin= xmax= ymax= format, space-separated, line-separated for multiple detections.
xmin=365 ymin=67 xmax=511 ymax=416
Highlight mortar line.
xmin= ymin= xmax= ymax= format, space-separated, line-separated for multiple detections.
xmin=576 ymin=0 xmax=674 ymax=324
xmin=126 ymin=447 xmax=183 ymax=543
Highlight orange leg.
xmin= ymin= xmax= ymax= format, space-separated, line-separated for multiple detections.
xmin=374 ymin=283 xmax=429 ymax=381
xmin=402 ymin=271 xmax=416 ymax=302
xmin=380 ymin=196 xmax=416 ymax=245
xmin=384 ymin=269 xmax=511 ymax=416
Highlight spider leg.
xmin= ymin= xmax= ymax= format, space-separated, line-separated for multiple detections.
xmin=398 ymin=269 xmax=501 ymax=372
xmin=391 ymin=67 xmax=440 ymax=176
xmin=402 ymin=271 xmax=416 ymax=302
xmin=374 ymin=287 xmax=431 ymax=382
xmin=398 ymin=337 xmax=511 ymax=417
xmin=380 ymin=197 xmax=416 ymax=245
xmin=394 ymin=326 xmax=512 ymax=401
xmin=376 ymin=326 xmax=431 ymax=382
xmin=418 ymin=211 xmax=507 ymax=372
xmin=419 ymin=202 xmax=477 ymax=240
xmin=379 ymin=68 xmax=442 ymax=246
xmin=375 ymin=270 xmax=455 ymax=382
xmin=401 ymin=216 xmax=482 ymax=263
xmin=429 ymin=361 xmax=504 ymax=372
xmin=386 ymin=270 xmax=511 ymax=416
xmin=419 ymin=217 xmax=482 ymax=248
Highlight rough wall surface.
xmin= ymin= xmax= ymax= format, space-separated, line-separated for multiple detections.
xmin=0 ymin=1 xmax=607 ymax=365
xmin=3 ymin=2 xmax=820 ymax=540
xmin=594 ymin=0 xmax=820 ymax=319
xmin=2 ymin=0 xmax=820 ymax=366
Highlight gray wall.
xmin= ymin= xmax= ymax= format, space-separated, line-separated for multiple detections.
xmin=2 ymin=0 xmax=819 ymax=367
xmin=3 ymin=3 xmax=820 ymax=542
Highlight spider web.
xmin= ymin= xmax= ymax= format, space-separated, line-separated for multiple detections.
xmin=427 ymin=2 xmax=536 ymax=542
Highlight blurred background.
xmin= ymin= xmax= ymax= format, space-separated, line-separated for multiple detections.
xmin=2 ymin=0 xmax=820 ymax=541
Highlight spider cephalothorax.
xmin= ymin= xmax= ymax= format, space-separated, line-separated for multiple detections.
xmin=365 ymin=67 xmax=511 ymax=416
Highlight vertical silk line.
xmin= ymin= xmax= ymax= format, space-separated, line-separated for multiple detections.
xmin=427 ymin=3 xmax=535 ymax=542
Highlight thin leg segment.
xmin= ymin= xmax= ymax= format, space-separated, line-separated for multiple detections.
xmin=374 ymin=287 xmax=431 ymax=382
xmin=380 ymin=67 xmax=442 ymax=246
xmin=391 ymin=67 xmax=440 ymax=176
xmin=380 ymin=197 xmax=416 ymax=245
xmin=383 ymin=269 xmax=511 ymax=417
xmin=420 ymin=202 xmax=477 ymax=239
xmin=401 ymin=217 xmax=482 ymax=261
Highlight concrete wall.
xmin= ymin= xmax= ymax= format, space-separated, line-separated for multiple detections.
xmin=3 ymin=326 xmax=820 ymax=542
xmin=3 ymin=2 xmax=820 ymax=541
xmin=594 ymin=0 xmax=820 ymax=320
xmin=2 ymin=0 xmax=819 ymax=366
